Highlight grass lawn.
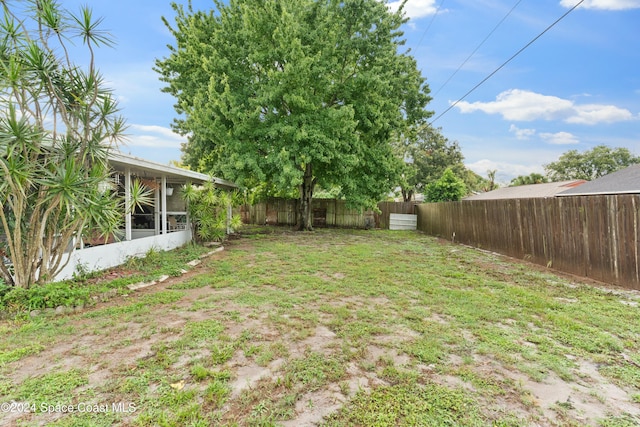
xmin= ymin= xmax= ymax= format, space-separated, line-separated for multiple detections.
xmin=1 ymin=228 xmax=639 ymax=426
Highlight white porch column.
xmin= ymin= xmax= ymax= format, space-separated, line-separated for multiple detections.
xmin=124 ymin=168 xmax=132 ymax=241
xmin=161 ymin=175 xmax=168 ymax=235
xmin=185 ymin=180 xmax=192 ymax=237
xmin=154 ymin=182 xmax=160 ymax=235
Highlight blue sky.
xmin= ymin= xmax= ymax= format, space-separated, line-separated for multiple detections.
xmin=63 ymin=0 xmax=639 ymax=184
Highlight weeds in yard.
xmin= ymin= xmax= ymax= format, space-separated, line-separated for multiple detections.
xmin=324 ymin=381 xmax=489 ymax=427
xmin=15 ymin=369 xmax=88 ymax=405
xmin=1 ymin=229 xmax=639 ymax=427
xmin=0 ymin=244 xmax=211 ymax=316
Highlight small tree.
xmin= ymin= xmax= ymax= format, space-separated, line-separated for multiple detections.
xmin=483 ymin=169 xmax=499 ymax=192
xmin=0 ymin=1 xmax=126 ymax=288
xmin=425 ymin=168 xmax=467 ymax=202
xmin=182 ymin=182 xmax=242 ymax=243
xmin=394 ymin=125 xmax=466 ymax=202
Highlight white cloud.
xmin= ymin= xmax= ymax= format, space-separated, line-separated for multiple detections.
xmin=569 ymin=104 xmax=635 ymax=124
xmin=456 ymin=89 xmax=574 ymax=121
xmin=560 ymin=0 xmax=640 ymax=10
xmin=466 ymin=159 xmax=543 ymax=185
xmin=455 ymin=89 xmax=636 ymax=124
xmin=539 ymin=131 xmax=580 ymax=145
xmin=509 ymin=124 xmax=579 ymax=145
xmin=387 ymin=0 xmax=438 ymax=19
xmin=121 ymin=124 xmax=186 ymax=149
xmin=509 ymin=124 xmax=536 ymax=140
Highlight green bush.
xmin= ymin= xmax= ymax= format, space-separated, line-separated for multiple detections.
xmin=425 ymin=168 xmax=467 ymax=202
xmin=0 ymin=278 xmax=9 ymax=298
xmin=1 ymin=282 xmax=91 ymax=312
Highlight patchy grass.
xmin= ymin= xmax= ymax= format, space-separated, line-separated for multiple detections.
xmin=0 ymin=243 xmax=211 ymax=316
xmin=1 ymin=228 xmax=639 ymax=426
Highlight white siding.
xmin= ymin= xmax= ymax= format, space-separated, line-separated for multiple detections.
xmin=54 ymin=230 xmax=192 ymax=282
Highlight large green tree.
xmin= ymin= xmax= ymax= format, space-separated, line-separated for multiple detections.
xmin=156 ymin=0 xmax=431 ymax=230
xmin=0 ymin=1 xmax=126 ymax=288
xmin=395 ymin=124 xmax=470 ymax=201
xmin=544 ymin=145 xmax=640 ymax=182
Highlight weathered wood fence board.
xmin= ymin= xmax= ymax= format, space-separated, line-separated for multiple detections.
xmin=416 ymin=195 xmax=640 ymax=290
xmin=242 ymin=199 xmax=416 ymax=229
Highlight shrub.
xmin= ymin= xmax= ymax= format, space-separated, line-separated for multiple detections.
xmin=183 ymin=183 xmax=243 ymax=242
xmin=425 ymin=168 xmax=467 ymax=202
xmin=1 ymin=282 xmax=91 ymax=312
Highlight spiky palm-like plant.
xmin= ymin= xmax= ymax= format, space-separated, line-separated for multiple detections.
xmin=183 ymin=182 xmax=242 ymax=243
xmin=0 ymin=1 xmax=127 ymax=288
xmin=127 ymin=179 xmax=155 ymax=214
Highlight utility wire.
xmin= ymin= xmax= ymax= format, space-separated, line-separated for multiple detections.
xmin=414 ymin=0 xmax=447 ymax=51
xmin=430 ymin=0 xmax=585 ymax=124
xmin=432 ymin=0 xmax=524 ymax=97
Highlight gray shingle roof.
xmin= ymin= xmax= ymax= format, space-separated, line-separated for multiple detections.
xmin=557 ymin=164 xmax=640 ymax=196
xmin=464 ymin=180 xmax=586 ymax=200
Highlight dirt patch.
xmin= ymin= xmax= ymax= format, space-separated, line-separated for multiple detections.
xmin=2 ymin=232 xmax=640 ymax=427
xmin=281 ymin=386 xmax=345 ymax=427
xmin=229 ymin=355 xmax=285 ymax=398
xmin=296 ymin=325 xmax=337 ymax=355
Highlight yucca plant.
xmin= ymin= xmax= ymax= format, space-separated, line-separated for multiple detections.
xmin=0 ymin=1 xmax=127 ymax=288
xmin=183 ymin=182 xmax=242 ymax=243
xmin=127 ymin=179 xmax=155 ymax=213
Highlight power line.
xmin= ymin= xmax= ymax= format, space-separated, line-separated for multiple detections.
xmin=430 ymin=0 xmax=585 ymax=124
xmin=414 ymin=0 xmax=447 ymax=51
xmin=432 ymin=0 xmax=524 ymax=98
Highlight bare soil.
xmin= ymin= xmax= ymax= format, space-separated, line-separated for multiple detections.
xmin=1 ymin=236 xmax=639 ymax=426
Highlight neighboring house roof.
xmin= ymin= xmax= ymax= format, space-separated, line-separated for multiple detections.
xmin=557 ymin=164 xmax=640 ymax=196
xmin=108 ymin=151 xmax=238 ymax=190
xmin=464 ymin=180 xmax=586 ymax=201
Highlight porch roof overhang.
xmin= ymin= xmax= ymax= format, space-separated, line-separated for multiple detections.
xmin=107 ymin=151 xmax=238 ymax=190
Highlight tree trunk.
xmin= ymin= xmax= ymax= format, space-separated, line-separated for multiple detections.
xmin=298 ymin=163 xmax=316 ymax=231
xmin=402 ymin=188 xmax=414 ymax=202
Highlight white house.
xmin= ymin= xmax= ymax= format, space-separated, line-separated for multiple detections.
xmin=54 ymin=151 xmax=237 ymax=281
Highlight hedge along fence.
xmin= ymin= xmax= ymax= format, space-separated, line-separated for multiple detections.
xmin=241 ymin=199 xmax=416 ymax=229
xmin=416 ymin=195 xmax=640 ymax=290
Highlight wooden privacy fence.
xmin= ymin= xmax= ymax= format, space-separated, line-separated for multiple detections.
xmin=241 ymin=199 xmax=416 ymax=229
xmin=377 ymin=201 xmax=416 ymax=229
xmin=417 ymin=195 xmax=640 ymax=290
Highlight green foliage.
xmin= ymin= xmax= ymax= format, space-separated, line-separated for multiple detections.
xmin=204 ymin=379 xmax=231 ymax=409
xmin=483 ymin=169 xmax=499 ymax=192
xmin=510 ymin=173 xmax=549 ymax=186
xmin=425 ymin=168 xmax=467 ymax=202
xmin=0 ymin=344 xmax=45 ymax=366
xmin=325 ymin=382 xmax=486 ymax=426
xmin=460 ymin=169 xmax=490 ymax=194
xmin=0 ymin=1 xmax=126 ymax=288
xmin=16 ymin=369 xmax=88 ymax=404
xmin=184 ymin=319 xmax=224 ymax=342
xmin=1 ymin=282 xmax=91 ymax=311
xmin=2 ymin=230 xmax=640 ymax=426
xmin=544 ymin=145 xmax=640 ymax=181
xmin=156 ymin=0 xmax=432 ymax=229
xmin=183 ymin=182 xmax=242 ymax=242
xmin=127 ymin=179 xmax=155 ymax=213
xmin=395 ymin=125 xmax=475 ymax=201
xmin=284 ymin=352 xmax=345 ymax=392
xmin=0 ymin=277 xmax=9 ymax=298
